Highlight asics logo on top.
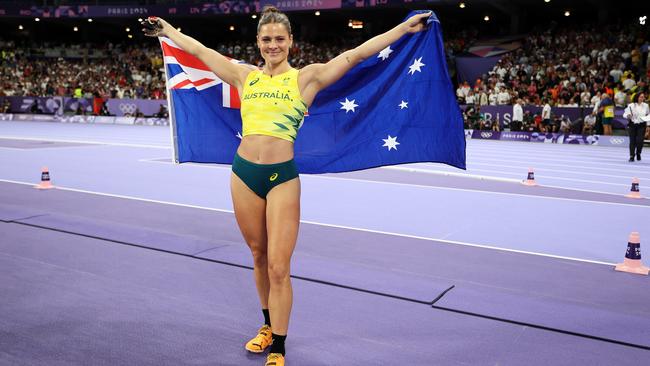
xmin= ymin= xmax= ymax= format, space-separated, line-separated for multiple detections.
xmin=249 ymin=78 xmax=260 ymax=86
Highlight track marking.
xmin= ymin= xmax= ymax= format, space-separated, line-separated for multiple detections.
xmin=0 ymin=179 xmax=623 ymax=266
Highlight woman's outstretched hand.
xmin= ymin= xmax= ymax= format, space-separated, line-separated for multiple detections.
xmin=141 ymin=16 xmax=170 ymax=37
xmin=402 ymin=11 xmax=433 ymax=34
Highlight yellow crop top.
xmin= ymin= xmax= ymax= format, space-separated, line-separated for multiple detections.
xmin=240 ymin=68 xmax=308 ymax=143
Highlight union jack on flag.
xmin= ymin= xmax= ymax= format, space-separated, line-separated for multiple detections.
xmin=161 ymin=10 xmax=466 ymax=173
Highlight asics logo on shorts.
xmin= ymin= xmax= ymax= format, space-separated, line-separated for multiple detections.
xmin=269 ymin=173 xmax=278 ymax=181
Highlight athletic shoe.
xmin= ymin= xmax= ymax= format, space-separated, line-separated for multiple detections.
xmin=637 ymin=154 xmax=642 ymax=161
xmin=265 ymin=353 xmax=285 ymax=366
xmin=629 ymin=157 xmax=635 ymax=162
xmin=245 ymin=325 xmax=272 ymax=353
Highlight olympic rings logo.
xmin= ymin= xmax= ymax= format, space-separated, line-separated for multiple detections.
xmin=480 ymin=132 xmax=493 ymax=138
xmin=609 ymin=137 xmax=624 ymax=145
xmin=119 ymin=103 xmax=138 ymax=114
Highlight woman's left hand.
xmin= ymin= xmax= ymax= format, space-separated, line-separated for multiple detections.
xmin=402 ymin=11 xmax=432 ymax=34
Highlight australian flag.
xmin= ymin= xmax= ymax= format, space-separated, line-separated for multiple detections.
xmin=161 ymin=11 xmax=466 ymax=173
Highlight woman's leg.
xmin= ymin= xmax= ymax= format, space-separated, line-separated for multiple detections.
xmin=231 ymin=173 xmax=270 ymax=311
xmin=265 ymin=178 xmax=301 ymax=337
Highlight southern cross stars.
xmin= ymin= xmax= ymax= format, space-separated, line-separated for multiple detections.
xmin=408 ymin=57 xmax=425 ymax=75
xmin=399 ymin=100 xmax=408 ymax=109
xmin=339 ymin=98 xmax=358 ymax=113
xmin=377 ymin=46 xmax=393 ymax=61
xmin=382 ymin=135 xmax=400 ymax=151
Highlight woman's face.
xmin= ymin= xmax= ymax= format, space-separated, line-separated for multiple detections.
xmin=639 ymin=93 xmax=646 ymax=103
xmin=257 ymin=23 xmax=292 ymax=66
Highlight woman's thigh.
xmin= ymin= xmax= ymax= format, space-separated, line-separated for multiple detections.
xmin=231 ymin=173 xmax=268 ymax=252
xmin=265 ymin=178 xmax=301 ymax=265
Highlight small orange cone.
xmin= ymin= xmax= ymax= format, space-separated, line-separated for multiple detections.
xmin=34 ymin=167 xmax=54 ymax=190
xmin=522 ymin=168 xmax=537 ymax=186
xmin=615 ymin=232 xmax=649 ymax=275
xmin=625 ymin=177 xmax=642 ymax=199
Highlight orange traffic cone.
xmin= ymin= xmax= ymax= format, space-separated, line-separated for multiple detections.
xmin=625 ymin=177 xmax=642 ymax=199
xmin=522 ymin=168 xmax=537 ymax=186
xmin=615 ymin=232 xmax=649 ymax=275
xmin=34 ymin=167 xmax=54 ymax=190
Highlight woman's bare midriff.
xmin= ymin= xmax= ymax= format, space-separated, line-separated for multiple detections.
xmin=237 ymin=134 xmax=294 ymax=164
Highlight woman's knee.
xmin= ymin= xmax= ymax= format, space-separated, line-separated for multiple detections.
xmin=249 ymin=245 xmax=268 ymax=267
xmin=267 ymin=261 xmax=290 ymax=284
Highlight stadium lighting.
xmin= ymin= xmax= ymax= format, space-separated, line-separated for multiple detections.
xmin=138 ymin=18 xmax=143 ymax=22
xmin=177 ymin=27 xmax=182 ymax=31
xmin=125 ymin=27 xmax=130 ymax=32
xmin=639 ymin=16 xmax=646 ymax=25
xmin=73 ymin=26 xmax=78 ymax=32
xmin=229 ymin=25 xmax=235 ymax=31
xmin=544 ymin=0 xmax=551 ymax=3
xmin=348 ymin=20 xmax=352 ymax=27
xmin=459 ymin=2 xmax=466 ymax=8
xmin=34 ymin=17 xmax=40 ymax=22
xmin=252 ymin=14 xmax=257 ymax=19
xmin=87 ymin=18 xmax=93 ymax=22
xmin=484 ymin=15 xmax=490 ymax=21
xmin=128 ymin=34 xmax=133 ymax=39
xmin=315 ymin=11 xmax=320 ymax=16
xmin=18 ymin=25 xmax=23 ymax=30
xmin=564 ymin=10 xmax=570 ymax=17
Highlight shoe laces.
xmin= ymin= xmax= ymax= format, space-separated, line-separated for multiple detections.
xmin=268 ymin=353 xmax=283 ymax=360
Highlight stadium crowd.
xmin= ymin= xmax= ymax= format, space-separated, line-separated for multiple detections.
xmin=0 ymin=21 xmax=648 ymax=136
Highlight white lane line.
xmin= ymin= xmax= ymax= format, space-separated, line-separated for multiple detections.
xmin=425 ymin=161 xmax=647 ymax=181
xmin=380 ymin=166 xmax=522 ymax=183
xmin=0 ymin=135 xmax=169 ymax=149
xmin=132 ymin=159 xmax=648 ymax=205
xmin=468 ymin=155 xmax=648 ymax=172
xmin=0 ymin=178 xmax=616 ymax=266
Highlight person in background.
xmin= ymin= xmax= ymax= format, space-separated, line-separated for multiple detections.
xmin=511 ymin=98 xmax=523 ymax=132
xmin=623 ymin=92 xmax=649 ymax=162
xmin=582 ymin=112 xmax=597 ymax=135
xmin=598 ymin=92 xmax=615 ymax=135
xmin=541 ymin=99 xmax=552 ymax=132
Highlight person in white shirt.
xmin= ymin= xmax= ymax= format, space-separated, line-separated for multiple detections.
xmin=614 ymin=89 xmax=627 ymax=107
xmin=582 ymin=112 xmax=597 ymax=135
xmin=512 ymin=99 xmax=524 ymax=131
xmin=541 ymin=100 xmax=552 ymax=132
xmin=622 ymin=76 xmax=636 ymax=91
xmin=623 ymin=92 xmax=649 ymax=162
xmin=497 ymin=89 xmax=511 ymax=105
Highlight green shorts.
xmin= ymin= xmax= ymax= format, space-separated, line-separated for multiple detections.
xmin=232 ymin=153 xmax=299 ymax=199
xmin=602 ymin=117 xmax=613 ymax=125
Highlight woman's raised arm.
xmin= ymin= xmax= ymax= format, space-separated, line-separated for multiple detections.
xmin=142 ymin=17 xmax=253 ymax=90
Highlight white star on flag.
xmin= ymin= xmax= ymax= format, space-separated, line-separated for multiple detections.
xmin=382 ymin=135 xmax=400 ymax=151
xmin=408 ymin=57 xmax=425 ymax=75
xmin=236 ymin=131 xmax=242 ymax=139
xmin=399 ymin=100 xmax=408 ymax=109
xmin=340 ymin=98 xmax=359 ymax=113
xmin=377 ymin=46 xmax=393 ymax=61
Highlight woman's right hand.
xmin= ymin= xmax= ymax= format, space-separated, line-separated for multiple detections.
xmin=141 ymin=16 xmax=170 ymax=37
